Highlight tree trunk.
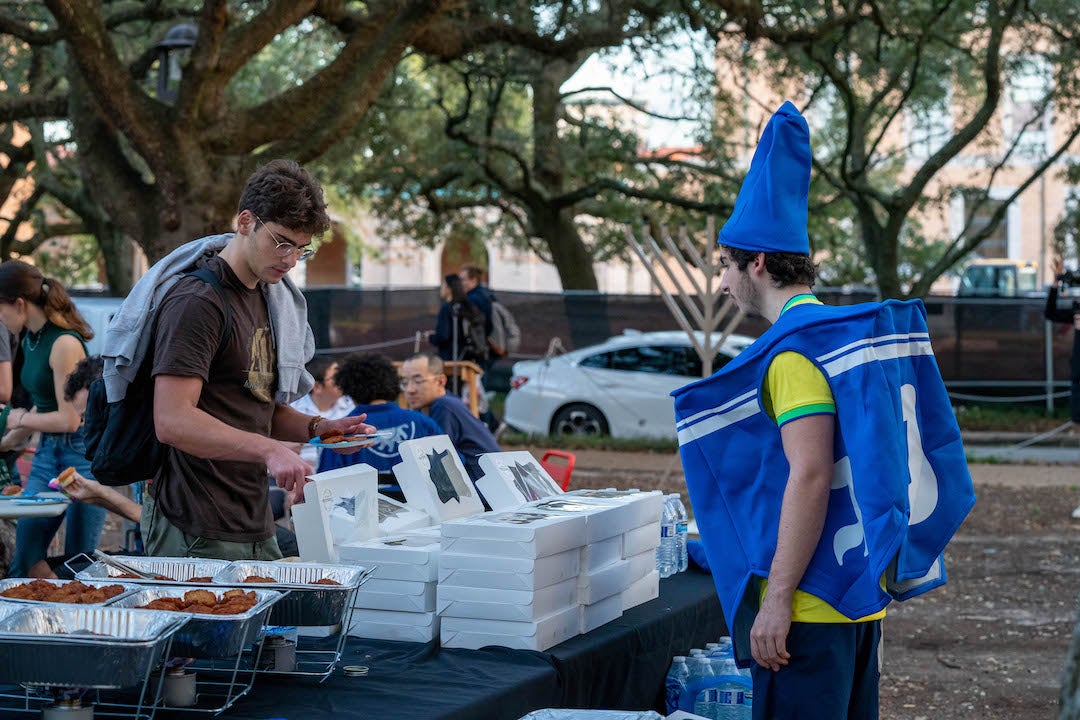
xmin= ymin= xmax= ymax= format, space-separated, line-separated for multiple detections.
xmin=93 ymin=225 xmax=135 ymax=296
xmin=534 ymin=207 xmax=598 ymax=291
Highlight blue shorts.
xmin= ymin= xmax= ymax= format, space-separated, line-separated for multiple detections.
xmin=750 ymin=620 xmax=881 ymax=720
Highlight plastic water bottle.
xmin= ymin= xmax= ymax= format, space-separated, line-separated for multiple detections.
xmin=664 ymin=656 xmax=690 ymax=714
xmin=656 ymin=496 xmax=677 ymax=578
xmin=668 ymin=493 xmax=689 ymax=572
xmin=707 ymin=641 xmax=752 ymax=719
xmin=684 ymin=654 xmax=716 ymax=719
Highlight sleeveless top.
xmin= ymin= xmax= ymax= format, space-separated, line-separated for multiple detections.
xmin=22 ymin=322 xmax=87 ymax=414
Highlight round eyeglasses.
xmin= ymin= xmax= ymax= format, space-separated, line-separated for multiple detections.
xmin=254 ymin=213 xmax=316 ymax=261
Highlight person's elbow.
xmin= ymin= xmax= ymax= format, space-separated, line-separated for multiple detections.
xmin=153 ymin=407 xmax=184 ymax=446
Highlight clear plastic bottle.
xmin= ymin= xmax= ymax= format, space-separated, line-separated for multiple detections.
xmin=668 ymin=493 xmax=689 ymax=572
xmin=707 ymin=641 xmax=751 ymax=720
xmin=656 ymin=495 xmax=677 ymax=578
xmin=685 ymin=654 xmax=716 ymax=719
xmin=664 ymin=656 xmax=690 ymax=715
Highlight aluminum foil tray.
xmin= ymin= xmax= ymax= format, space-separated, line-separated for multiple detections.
xmin=212 ymin=561 xmax=371 ymax=626
xmin=0 ymin=602 xmax=26 ymax=624
xmin=107 ymin=587 xmax=283 ymax=658
xmin=0 ymin=606 xmax=188 ymax=688
xmin=76 ymin=555 xmax=230 ymax=584
xmin=0 ymin=578 xmax=138 ymax=606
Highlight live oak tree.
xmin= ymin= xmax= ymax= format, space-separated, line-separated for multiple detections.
xmin=690 ymin=0 xmax=1080 ymax=299
xmin=334 ymin=0 xmax=741 ymax=291
xmin=0 ymin=0 xmax=450 ymax=291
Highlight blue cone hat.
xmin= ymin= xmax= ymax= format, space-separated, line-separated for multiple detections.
xmin=718 ymin=101 xmax=811 ymax=255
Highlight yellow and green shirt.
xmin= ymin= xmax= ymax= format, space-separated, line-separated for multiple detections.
xmin=758 ymin=294 xmax=885 ymax=623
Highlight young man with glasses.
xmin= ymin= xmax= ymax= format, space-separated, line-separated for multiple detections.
xmin=108 ymin=159 xmax=373 ymax=561
xmin=399 ymin=351 xmax=499 ymax=482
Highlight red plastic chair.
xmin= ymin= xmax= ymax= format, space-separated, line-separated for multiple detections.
xmin=540 ymin=450 xmax=576 ymax=491
xmin=15 ymin=446 xmax=34 ymax=481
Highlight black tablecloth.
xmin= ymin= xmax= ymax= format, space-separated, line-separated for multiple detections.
xmin=211 ymin=568 xmax=726 ymax=720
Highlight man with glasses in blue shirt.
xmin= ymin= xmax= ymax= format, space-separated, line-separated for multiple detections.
xmin=143 ymin=159 xmax=373 ymax=561
xmin=399 ymin=351 xmax=499 ymax=483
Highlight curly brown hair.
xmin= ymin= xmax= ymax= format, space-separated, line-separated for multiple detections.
xmin=723 ymin=246 xmax=817 ymax=288
xmin=237 ymin=159 xmax=330 ymax=235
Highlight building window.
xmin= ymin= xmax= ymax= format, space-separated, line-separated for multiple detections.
xmin=956 ymin=190 xmax=1011 ymax=259
xmin=1004 ymin=54 xmax=1052 ymax=160
xmin=907 ymin=94 xmax=952 ymax=161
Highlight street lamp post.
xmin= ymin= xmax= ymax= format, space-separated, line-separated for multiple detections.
xmin=156 ymin=23 xmax=198 ymax=103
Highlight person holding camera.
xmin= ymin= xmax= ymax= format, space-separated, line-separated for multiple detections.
xmin=1045 ymin=258 xmax=1080 ymax=425
xmin=1045 ymin=257 xmax=1080 ymax=517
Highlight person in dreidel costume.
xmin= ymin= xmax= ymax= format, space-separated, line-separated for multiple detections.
xmin=671 ymin=101 xmax=975 ymax=719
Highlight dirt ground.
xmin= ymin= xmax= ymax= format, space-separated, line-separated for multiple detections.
xmin=553 ymin=448 xmax=1080 ymax=720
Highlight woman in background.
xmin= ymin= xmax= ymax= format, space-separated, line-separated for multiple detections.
xmin=0 ymin=261 xmax=104 ymax=577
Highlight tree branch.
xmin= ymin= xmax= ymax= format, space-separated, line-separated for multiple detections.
xmin=0 ymin=93 xmax=69 ymax=123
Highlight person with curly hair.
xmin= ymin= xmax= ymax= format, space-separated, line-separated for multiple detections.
xmin=317 ymin=353 xmax=442 ymax=476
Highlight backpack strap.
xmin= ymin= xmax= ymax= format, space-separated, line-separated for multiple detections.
xmin=186 ymin=267 xmax=234 ymax=358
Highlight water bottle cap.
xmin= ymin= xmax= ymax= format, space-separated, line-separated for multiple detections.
xmin=705 ymin=643 xmax=719 ymax=650
xmin=689 ymin=648 xmax=705 ymax=656
xmin=673 ymin=655 xmax=687 ymax=661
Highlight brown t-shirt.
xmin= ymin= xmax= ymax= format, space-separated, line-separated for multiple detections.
xmin=151 ymin=255 xmax=278 ymax=542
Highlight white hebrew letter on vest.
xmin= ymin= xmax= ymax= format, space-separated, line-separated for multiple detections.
xmin=831 ymin=456 xmax=868 ymax=566
xmin=901 ymin=383 xmax=939 ymax=525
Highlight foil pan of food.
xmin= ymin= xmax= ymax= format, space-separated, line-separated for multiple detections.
xmin=0 ymin=605 xmax=189 ymax=688
xmin=0 ymin=578 xmax=137 ymax=606
xmin=76 ymin=555 xmax=230 ymax=585
xmin=212 ymin=561 xmax=371 ymax=626
xmin=106 ymin=586 xmax=283 ymax=658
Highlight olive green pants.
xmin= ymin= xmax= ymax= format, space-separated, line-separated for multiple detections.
xmin=142 ymin=491 xmax=281 ymax=561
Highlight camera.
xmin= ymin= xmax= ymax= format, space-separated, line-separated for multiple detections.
xmin=1057 ymin=270 xmax=1080 ymax=287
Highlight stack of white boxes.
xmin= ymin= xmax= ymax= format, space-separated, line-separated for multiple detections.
xmin=564 ymin=489 xmax=664 ymax=611
xmin=438 ymin=510 xmax=586 ymax=651
xmin=338 ymin=531 xmax=442 ymax=642
xmin=526 ymin=493 xmax=648 ymax=633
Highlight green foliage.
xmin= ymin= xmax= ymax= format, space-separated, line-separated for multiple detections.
xmin=33 ymin=236 xmax=102 ymax=288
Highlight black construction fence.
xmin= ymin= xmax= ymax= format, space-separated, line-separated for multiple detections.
xmin=303 ymin=286 xmax=1073 ymax=403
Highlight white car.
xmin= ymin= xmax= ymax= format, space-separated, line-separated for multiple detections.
xmin=504 ymin=330 xmax=755 ymax=440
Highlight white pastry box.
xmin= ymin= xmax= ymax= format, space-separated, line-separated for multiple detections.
xmin=338 ymin=534 xmax=441 ymax=583
xmin=377 ymin=494 xmax=432 ymax=536
xmin=564 ymin=489 xmax=664 ymax=529
xmin=440 ymin=604 xmax=579 ymax=651
xmin=438 ymin=547 xmax=580 ymax=592
xmin=580 ymin=535 xmax=622 ymax=574
xmin=353 ymin=577 xmax=437 ymax=613
xmin=348 ymin=608 xmax=440 ymax=642
xmin=623 ymin=520 xmax=661 ymax=558
xmin=394 ymin=435 xmax=485 ymax=523
xmin=437 ymin=577 xmax=578 ymax=623
xmin=577 ymin=558 xmax=631 ymax=605
xmin=476 ymin=451 xmax=564 ymax=511
xmin=294 ymin=463 xmax=380 ymax=562
xmin=524 ymin=497 xmax=627 ymax=544
xmin=579 ymin=591 xmax=623 ymax=634
xmin=440 ymin=510 xmax=586 ymax=559
xmin=622 ymin=570 xmax=660 ymax=611
xmin=625 ymin=548 xmax=657 ymax=585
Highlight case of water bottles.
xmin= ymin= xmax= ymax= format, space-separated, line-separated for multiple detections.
xmin=664 ymin=637 xmax=752 ymax=720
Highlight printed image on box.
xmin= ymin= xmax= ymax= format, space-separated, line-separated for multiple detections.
xmin=294 ymin=464 xmax=379 ymax=561
xmin=338 ymin=535 xmax=440 ymax=582
xmin=477 ymin=451 xmax=564 ymax=510
xmin=526 ymin=497 xmax=626 ymax=543
xmin=565 ymin=488 xmax=664 ymax=528
xmin=441 ymin=510 xmax=586 ymax=559
xmin=394 ymin=436 xmax=484 ymax=522
xmin=377 ymin=494 xmax=432 ymax=535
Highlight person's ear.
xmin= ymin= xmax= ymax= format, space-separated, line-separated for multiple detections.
xmin=236 ymin=210 xmax=256 ymax=236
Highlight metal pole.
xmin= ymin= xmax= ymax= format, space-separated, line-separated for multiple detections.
xmin=1046 ymin=318 xmax=1055 ymax=414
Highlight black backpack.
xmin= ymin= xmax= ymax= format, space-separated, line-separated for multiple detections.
xmin=83 ymin=268 xmax=233 ymax=486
